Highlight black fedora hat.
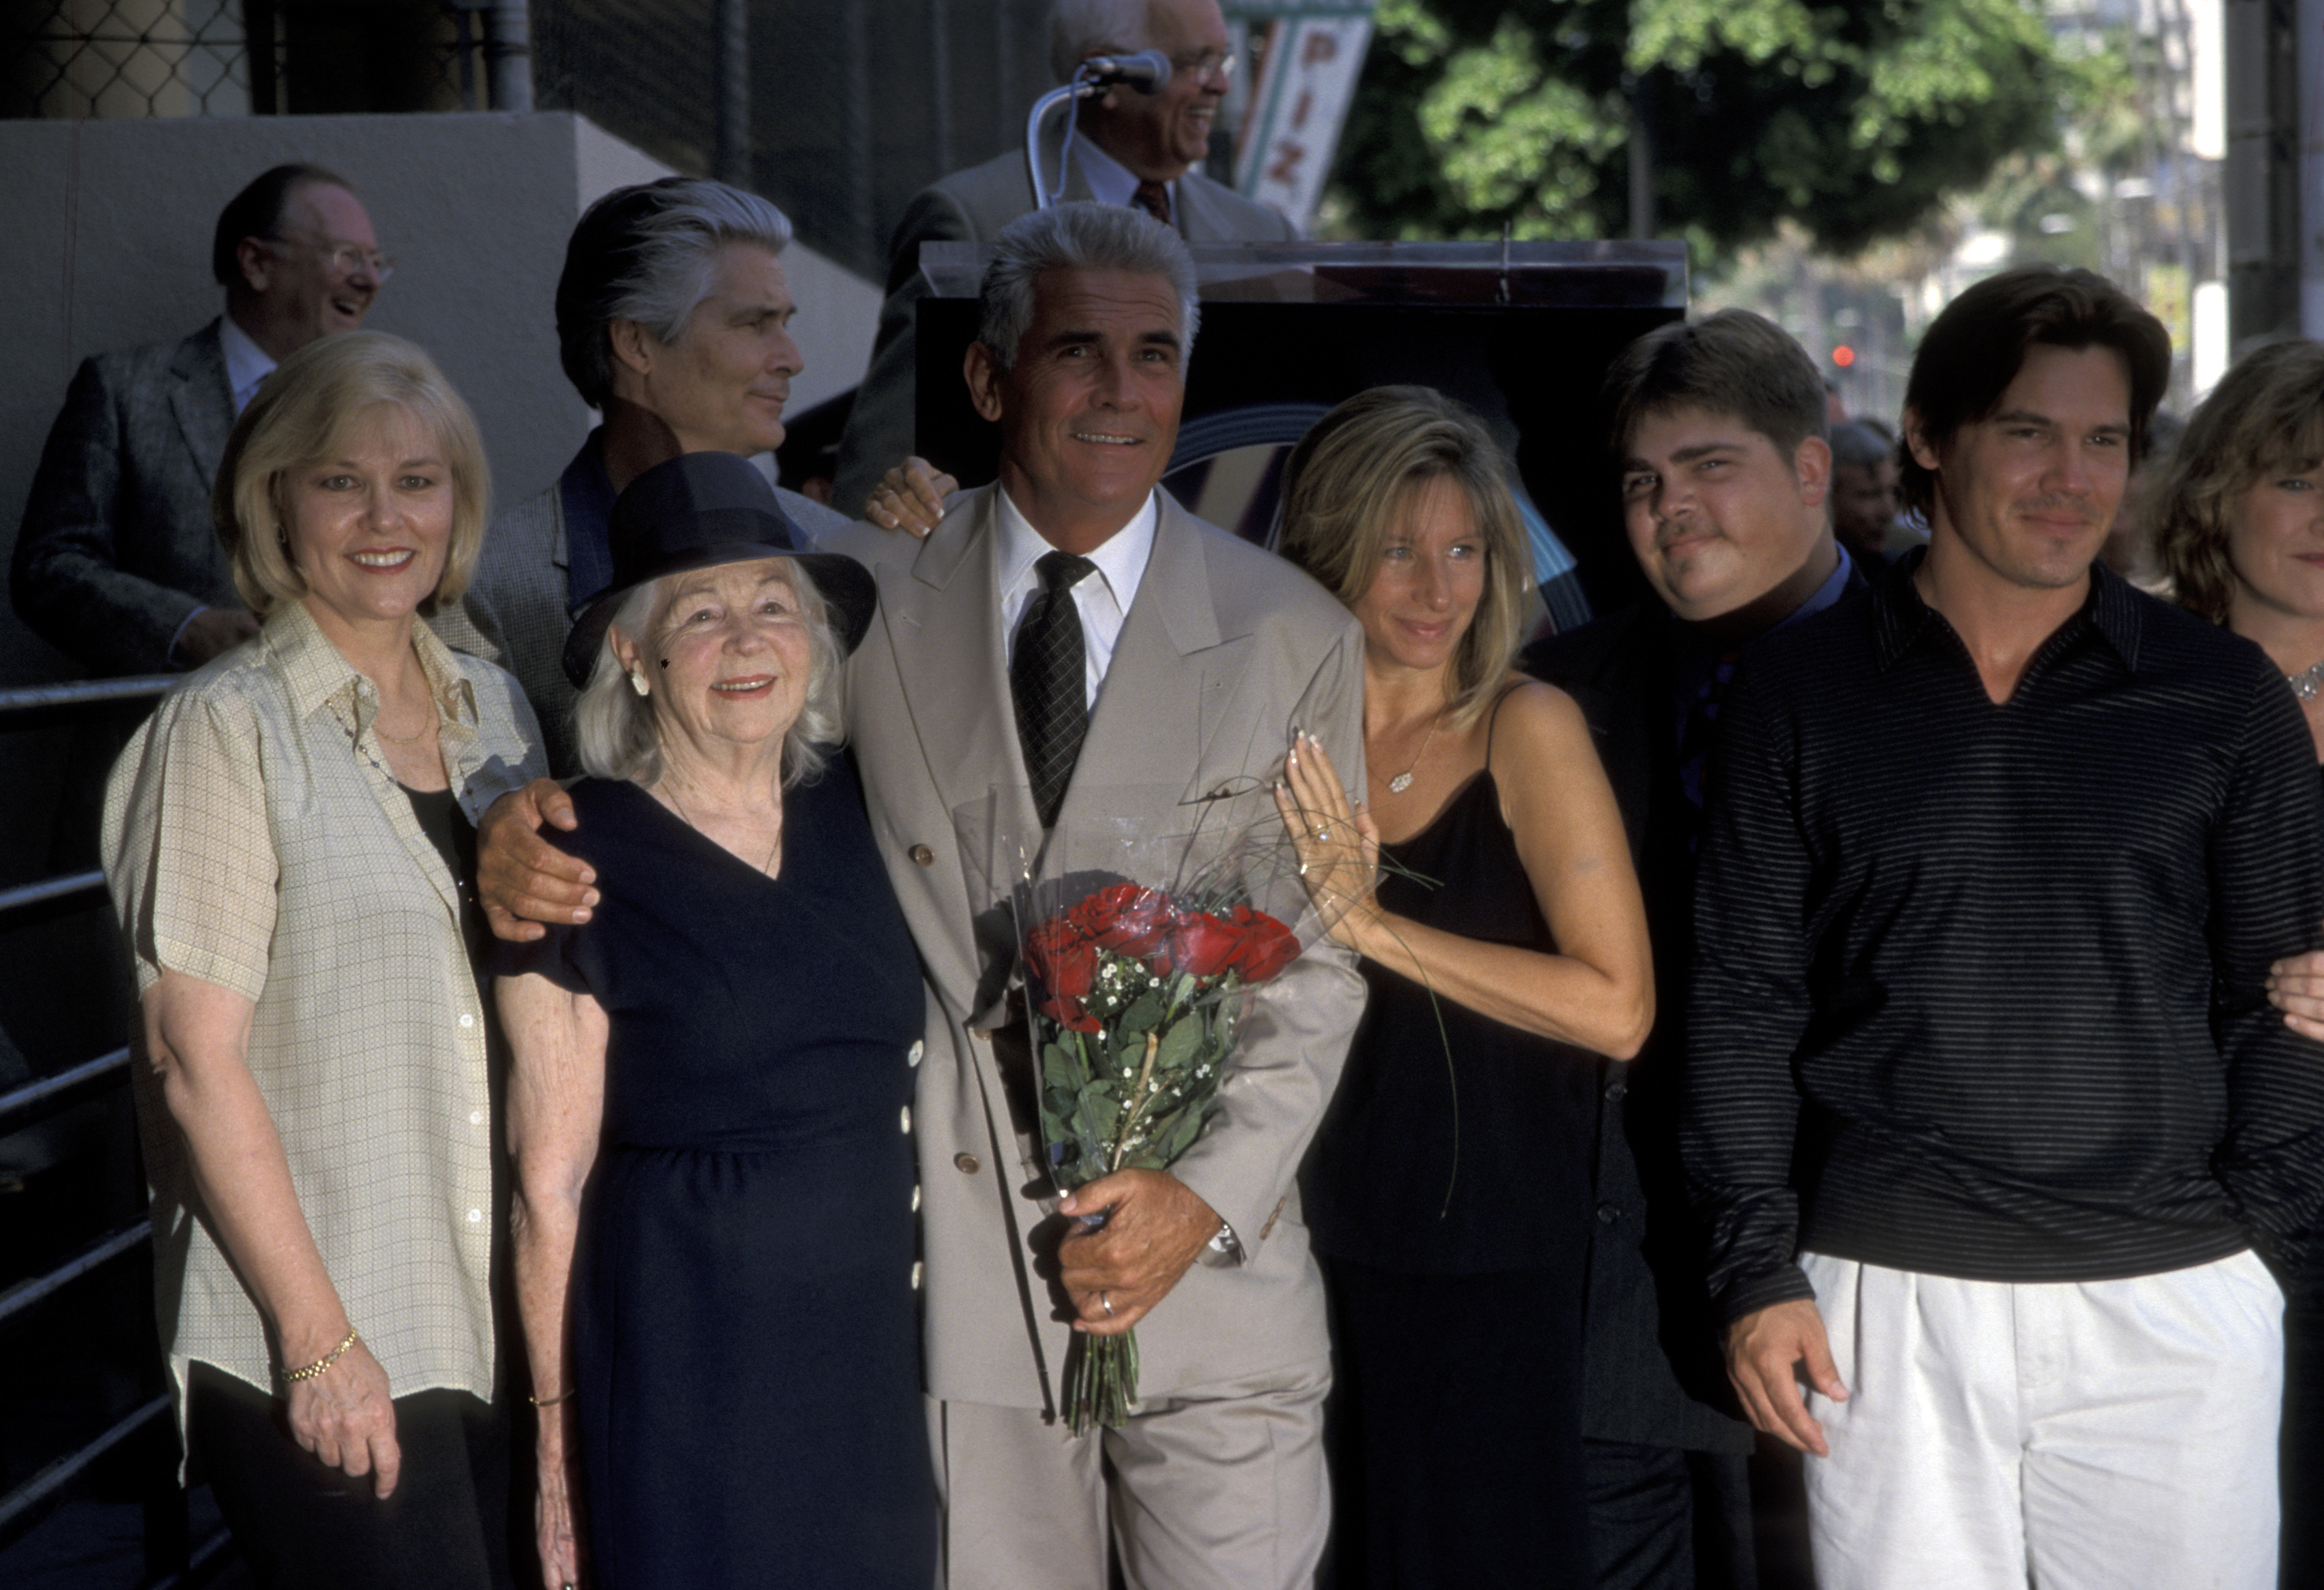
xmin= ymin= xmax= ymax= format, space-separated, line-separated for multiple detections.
xmin=561 ymin=452 xmax=878 ymax=688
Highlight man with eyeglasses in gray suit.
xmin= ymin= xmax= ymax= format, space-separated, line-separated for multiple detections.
xmin=14 ymin=163 xmax=389 ymax=675
xmin=833 ymin=0 xmax=1298 ymax=522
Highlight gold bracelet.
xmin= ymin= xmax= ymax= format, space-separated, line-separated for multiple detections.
xmin=529 ymin=1387 xmax=576 ymax=1406
xmin=283 ymin=1327 xmax=359 ymax=1384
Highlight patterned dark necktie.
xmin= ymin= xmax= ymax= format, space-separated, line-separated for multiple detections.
xmin=1012 ymin=552 xmax=1098 ymax=828
xmin=1132 ymin=180 xmax=1173 ymax=228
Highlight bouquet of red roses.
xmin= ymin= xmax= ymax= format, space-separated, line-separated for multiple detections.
xmin=963 ymin=794 xmax=1335 ymax=1432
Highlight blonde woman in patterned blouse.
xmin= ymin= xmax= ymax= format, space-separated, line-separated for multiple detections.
xmin=103 ymin=331 xmax=545 ymax=1590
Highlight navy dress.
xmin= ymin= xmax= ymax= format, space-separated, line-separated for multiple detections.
xmin=1303 ymin=738 xmax=1601 ymax=1588
xmin=514 ymin=761 xmax=933 ymax=1589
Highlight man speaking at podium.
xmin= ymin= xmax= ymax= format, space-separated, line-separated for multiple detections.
xmin=831 ymin=0 xmax=1299 ymax=517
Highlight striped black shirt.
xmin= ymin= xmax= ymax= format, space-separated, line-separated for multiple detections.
xmin=1682 ymin=555 xmax=2324 ymax=1323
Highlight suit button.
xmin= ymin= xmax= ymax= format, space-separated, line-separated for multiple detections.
xmin=1597 ymin=1202 xmax=1621 ymax=1224
xmin=954 ymin=1152 xmax=980 ymax=1175
xmin=900 ymin=1105 xmax=913 ymax=1134
xmin=1604 ymin=1078 xmax=1628 ymax=1103
xmin=909 ymin=844 xmax=935 ymax=867
xmin=908 ymin=1039 xmax=925 ymax=1066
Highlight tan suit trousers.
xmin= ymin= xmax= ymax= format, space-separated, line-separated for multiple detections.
xmin=928 ymin=1356 xmax=1332 ymax=1590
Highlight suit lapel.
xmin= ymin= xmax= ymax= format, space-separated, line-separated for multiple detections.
xmin=167 ymin=321 xmax=234 ymax=482
xmin=1057 ymin=496 xmax=1249 ymax=828
xmin=878 ymin=489 xmax=1043 ymax=846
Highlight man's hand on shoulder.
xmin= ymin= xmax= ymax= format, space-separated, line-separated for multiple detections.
xmin=1056 ymin=1170 xmax=1221 ymax=1335
xmin=477 ymin=778 xmax=596 ymax=942
xmin=1725 ymin=1296 xmax=1848 ymax=1457
xmin=2269 ymin=947 xmax=2324 ymax=1042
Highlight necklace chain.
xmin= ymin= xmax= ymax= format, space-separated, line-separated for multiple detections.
xmin=665 ymin=779 xmax=782 ymax=875
xmin=2291 ymin=660 xmax=2324 ymax=702
xmin=370 ymin=702 xmax=439 ymax=744
xmin=1380 ymin=708 xmax=1444 ymax=796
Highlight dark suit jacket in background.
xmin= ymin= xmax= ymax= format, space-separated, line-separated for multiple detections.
xmin=830 ymin=143 xmax=1300 ymax=516
xmin=1525 ymin=603 xmax=1760 ymax=1458
xmin=13 ymin=321 xmax=240 ymax=676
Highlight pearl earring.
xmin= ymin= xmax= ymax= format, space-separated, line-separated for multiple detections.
xmin=629 ymin=670 xmax=650 ymax=698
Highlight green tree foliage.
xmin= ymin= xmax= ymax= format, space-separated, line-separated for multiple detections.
xmin=1330 ymin=0 xmax=2064 ymax=263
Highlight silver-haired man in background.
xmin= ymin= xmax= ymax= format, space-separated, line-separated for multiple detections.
xmin=456 ymin=177 xmax=850 ymax=774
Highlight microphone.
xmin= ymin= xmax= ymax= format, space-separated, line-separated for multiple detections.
xmin=1078 ymin=50 xmax=1171 ymax=94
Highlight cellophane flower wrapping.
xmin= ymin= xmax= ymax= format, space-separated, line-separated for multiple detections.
xmin=956 ymin=788 xmax=1342 ymax=1432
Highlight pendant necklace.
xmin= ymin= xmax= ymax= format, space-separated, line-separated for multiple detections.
xmin=1382 ymin=710 xmax=1442 ymax=795
xmin=2290 ymin=659 xmax=2324 ymax=702
xmin=665 ymin=779 xmax=782 ymax=874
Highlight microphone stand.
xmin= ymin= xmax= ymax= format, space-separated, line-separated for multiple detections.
xmin=1025 ymin=67 xmax=1096 ymax=213
xmin=1026 ymin=55 xmax=1172 ymax=211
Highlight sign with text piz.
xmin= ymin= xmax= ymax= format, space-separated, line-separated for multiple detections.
xmin=1228 ymin=4 xmax=1376 ymax=232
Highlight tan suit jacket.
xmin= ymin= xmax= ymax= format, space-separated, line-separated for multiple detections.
xmin=827 ymin=484 xmax=1365 ymax=1413
xmin=830 ymin=145 xmax=1300 ymax=515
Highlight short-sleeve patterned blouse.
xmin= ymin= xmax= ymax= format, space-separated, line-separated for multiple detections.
xmin=101 ymin=599 xmax=545 ymax=1448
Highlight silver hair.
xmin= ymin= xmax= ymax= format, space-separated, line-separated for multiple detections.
xmin=558 ymin=178 xmax=794 ymax=410
xmin=977 ymin=202 xmax=1200 ymax=374
xmin=571 ymin=561 xmax=844 ymax=790
xmin=1047 ymin=0 xmax=1150 ymax=83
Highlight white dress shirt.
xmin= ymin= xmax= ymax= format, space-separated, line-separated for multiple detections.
xmin=995 ymin=487 xmax=1158 ymax=712
xmin=218 ymin=314 xmax=277 ymax=414
xmin=1071 ymin=138 xmax=1177 ymax=228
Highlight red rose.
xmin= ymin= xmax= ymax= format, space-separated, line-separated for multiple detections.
xmin=1039 ymin=994 xmax=1102 ymax=1033
xmin=1160 ymin=910 xmax=1243 ymax=980
xmin=1026 ymin=917 xmax=1097 ymax=999
xmin=1067 ymin=882 xmax=1179 ymax=960
xmin=1226 ymin=904 xmax=1299 ymax=984
xmin=1025 ymin=917 xmax=1102 ymax=1032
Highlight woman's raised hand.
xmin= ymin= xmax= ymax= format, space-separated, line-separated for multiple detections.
xmin=863 ymin=457 xmax=957 ymax=539
xmin=285 ymin=1334 xmax=401 ymax=1497
xmin=1274 ymin=731 xmax=1380 ymax=950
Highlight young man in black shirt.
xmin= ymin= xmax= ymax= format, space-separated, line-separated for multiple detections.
xmin=1684 ymin=266 xmax=2322 ymax=1589
xmin=1524 ymin=308 xmax=1859 ymax=1590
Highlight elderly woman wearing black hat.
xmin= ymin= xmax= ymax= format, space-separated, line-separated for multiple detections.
xmin=498 ymin=452 xmax=933 ymax=1590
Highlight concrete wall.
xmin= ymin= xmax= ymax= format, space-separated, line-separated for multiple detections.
xmin=0 ymin=109 xmax=880 ymax=685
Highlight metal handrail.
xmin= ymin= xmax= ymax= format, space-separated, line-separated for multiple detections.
xmin=0 ymin=870 xmax=105 ymax=917
xmin=0 ymin=674 xmax=186 ymax=1574
xmin=147 ymin=1525 xmax=234 ymax=1590
xmin=0 ymin=1046 xmax=129 ymax=1137
xmin=0 ymin=1221 xmax=150 ymax=1329
xmin=0 ymin=675 xmax=173 ymax=717
xmin=0 ymin=1395 xmax=170 ymax=1534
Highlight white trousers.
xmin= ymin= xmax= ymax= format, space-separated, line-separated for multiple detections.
xmin=1799 ymin=1248 xmax=2283 ymax=1590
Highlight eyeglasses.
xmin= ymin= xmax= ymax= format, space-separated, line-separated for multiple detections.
xmin=264 ymin=234 xmax=395 ymax=284
xmin=1171 ymin=49 xmax=1236 ymax=86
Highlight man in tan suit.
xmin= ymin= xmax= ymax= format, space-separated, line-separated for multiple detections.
xmin=482 ymin=203 xmax=1363 ymax=1588
xmin=831 ymin=0 xmax=1301 ymax=517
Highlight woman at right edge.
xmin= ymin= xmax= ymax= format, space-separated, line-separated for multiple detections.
xmin=1271 ymin=386 xmax=1654 ymax=1588
xmin=2150 ymin=337 xmax=2324 ymax=1590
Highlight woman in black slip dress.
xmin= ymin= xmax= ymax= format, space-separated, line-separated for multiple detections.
xmin=1270 ymin=388 xmax=1655 ymax=1590
xmin=496 ymin=453 xmax=933 ymax=1590
xmin=2150 ymin=340 xmax=2324 ymax=1590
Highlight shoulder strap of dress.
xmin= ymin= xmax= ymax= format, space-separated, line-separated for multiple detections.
xmin=1482 ymin=680 xmax=1528 ymax=770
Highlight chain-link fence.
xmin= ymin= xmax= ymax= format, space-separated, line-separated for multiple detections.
xmin=4 ymin=0 xmax=515 ymax=123
xmin=7 ymin=0 xmax=253 ymax=119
